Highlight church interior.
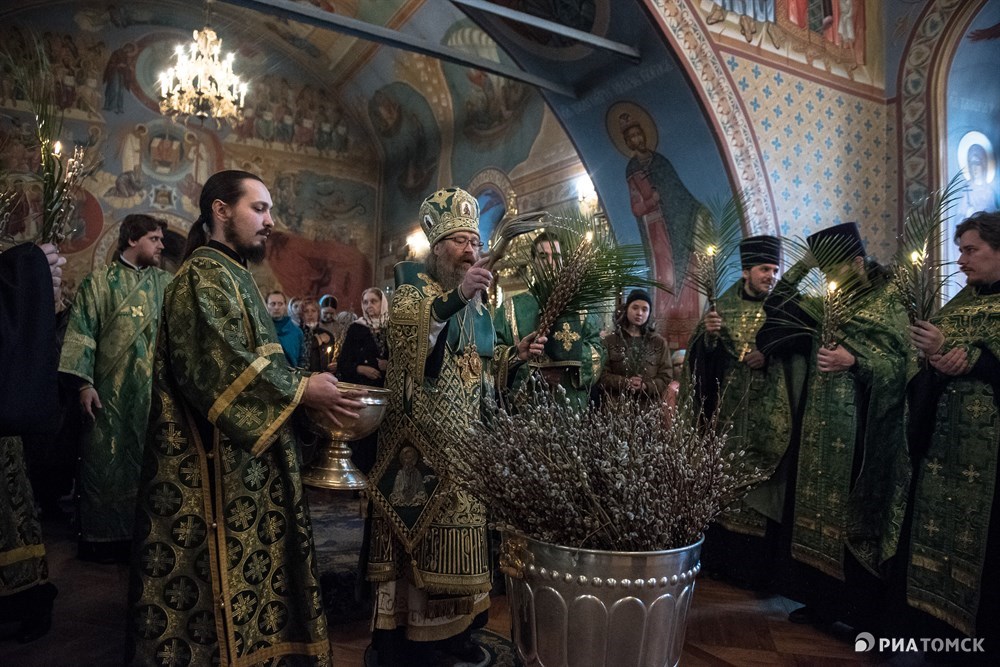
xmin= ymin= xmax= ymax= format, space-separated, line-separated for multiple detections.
xmin=2 ymin=0 xmax=999 ymax=665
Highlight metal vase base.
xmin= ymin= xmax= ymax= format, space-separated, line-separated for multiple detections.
xmin=502 ymin=532 xmax=703 ymax=667
xmin=301 ymin=440 xmax=368 ymax=490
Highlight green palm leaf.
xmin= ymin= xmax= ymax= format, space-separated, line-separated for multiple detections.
xmin=891 ymin=174 xmax=965 ymax=322
xmin=688 ymin=191 xmax=748 ymax=308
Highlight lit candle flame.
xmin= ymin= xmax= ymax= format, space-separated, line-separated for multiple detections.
xmin=827 ymin=281 xmax=838 ymax=293
xmin=584 ymin=230 xmax=594 ymax=243
xmin=910 ymin=250 xmax=921 ymax=265
xmin=706 ymin=245 xmax=717 ymax=257
xmin=53 ymin=141 xmax=62 ymax=156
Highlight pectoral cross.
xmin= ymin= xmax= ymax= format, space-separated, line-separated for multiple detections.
xmin=553 ymin=322 xmax=580 ymax=351
xmin=130 ymin=305 xmax=145 ymax=317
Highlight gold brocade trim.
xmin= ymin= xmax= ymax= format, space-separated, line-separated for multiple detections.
xmin=232 ymin=639 xmax=332 ymax=667
xmin=209 ymin=356 xmax=270 ymax=424
xmin=255 ymin=343 xmax=284 ymax=358
xmin=388 ymin=284 xmax=435 ymax=386
xmin=367 ymin=561 xmax=398 ymax=583
xmin=590 ymin=342 xmax=602 ymax=378
xmin=528 ymin=359 xmax=582 ymax=369
xmin=910 ymin=553 xmax=945 ymax=573
xmin=413 ymin=296 xmax=435 ymax=386
xmin=505 ymin=301 xmax=520 ymax=342
xmin=417 ymin=273 xmax=444 ymax=299
xmin=0 ymin=543 xmax=45 ymax=567
xmin=63 ymin=330 xmax=97 ymax=352
xmin=251 ymin=375 xmax=307 ymax=458
xmin=405 ymin=595 xmax=491 ymax=642
xmin=417 ymin=572 xmax=492 ymax=596
xmin=185 ymin=403 xmax=230 ymax=666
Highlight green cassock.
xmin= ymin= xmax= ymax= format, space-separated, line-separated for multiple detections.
xmin=367 ymin=262 xmax=518 ymax=641
xmin=687 ymin=279 xmax=794 ymax=535
xmin=126 ymin=246 xmax=330 ymax=666
xmin=493 ymin=291 xmax=605 ymax=409
xmin=905 ymin=284 xmax=1000 ymax=637
xmin=59 ymin=260 xmax=171 ymax=544
xmin=786 ymin=269 xmax=913 ymax=580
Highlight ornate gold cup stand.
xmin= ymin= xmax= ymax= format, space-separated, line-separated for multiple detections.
xmin=302 ymin=382 xmax=391 ymax=491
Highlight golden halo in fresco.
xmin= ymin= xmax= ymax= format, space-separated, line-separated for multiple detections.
xmin=605 ymin=101 xmax=658 ymax=157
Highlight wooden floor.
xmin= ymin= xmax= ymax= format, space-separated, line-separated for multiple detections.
xmin=1 ymin=510 xmax=933 ymax=666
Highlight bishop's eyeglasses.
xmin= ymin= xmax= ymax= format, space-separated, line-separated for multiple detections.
xmin=443 ymin=235 xmax=485 ymax=250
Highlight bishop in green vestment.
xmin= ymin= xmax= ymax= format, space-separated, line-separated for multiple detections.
xmin=493 ymin=232 xmax=605 ymax=408
xmin=366 ymin=188 xmax=541 ymax=662
xmin=126 ymin=171 xmax=363 ymax=666
xmin=901 ymin=212 xmax=1000 ymax=643
xmin=59 ymin=215 xmax=171 ymax=559
xmin=689 ymin=236 xmax=795 ymax=589
xmin=758 ymin=223 xmax=912 ymax=627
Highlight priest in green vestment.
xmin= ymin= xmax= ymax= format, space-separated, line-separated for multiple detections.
xmin=126 ymin=171 xmax=364 ymax=667
xmin=900 ymin=211 xmax=1000 ymax=646
xmin=59 ymin=214 xmax=171 ymax=563
xmin=757 ymin=222 xmax=912 ymax=628
xmin=494 ymin=231 xmax=606 ymax=408
xmin=689 ymin=235 xmax=795 ymax=590
xmin=366 ymin=187 xmax=544 ymax=666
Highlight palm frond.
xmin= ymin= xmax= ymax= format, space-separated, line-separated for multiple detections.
xmin=518 ymin=214 xmax=663 ymax=340
xmin=485 ymin=211 xmax=549 ymax=271
xmin=891 ymin=174 xmax=965 ymax=322
xmin=688 ymin=190 xmax=747 ymax=308
xmin=772 ymin=235 xmax=871 ymax=348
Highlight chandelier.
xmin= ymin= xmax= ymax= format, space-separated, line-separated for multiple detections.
xmin=158 ymin=27 xmax=247 ymax=126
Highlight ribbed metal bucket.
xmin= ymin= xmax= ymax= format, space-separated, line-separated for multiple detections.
xmin=501 ymin=532 xmax=703 ymax=667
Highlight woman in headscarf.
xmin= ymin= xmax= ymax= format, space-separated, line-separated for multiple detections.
xmin=335 ymin=287 xmax=388 ymax=390
xmin=599 ymin=289 xmax=674 ymax=402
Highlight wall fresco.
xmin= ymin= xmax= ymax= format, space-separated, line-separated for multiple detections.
xmin=0 ymin=7 xmax=378 ymax=310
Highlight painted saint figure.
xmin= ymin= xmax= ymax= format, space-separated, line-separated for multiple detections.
xmin=617 ymin=107 xmax=710 ymax=350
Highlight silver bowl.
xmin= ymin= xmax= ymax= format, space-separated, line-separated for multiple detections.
xmin=301 ymin=382 xmax=391 ymax=491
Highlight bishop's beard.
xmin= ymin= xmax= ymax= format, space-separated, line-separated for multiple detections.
xmin=425 ymin=251 xmax=472 ymax=292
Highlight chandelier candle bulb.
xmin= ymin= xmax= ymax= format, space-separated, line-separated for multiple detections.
xmin=158 ymin=27 xmax=248 ymax=126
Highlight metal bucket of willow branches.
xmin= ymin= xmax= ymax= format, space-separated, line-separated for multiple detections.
xmin=446 ymin=381 xmax=752 ymax=667
xmin=499 ymin=532 xmax=703 ymax=667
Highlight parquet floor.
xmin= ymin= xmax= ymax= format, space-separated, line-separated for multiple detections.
xmin=0 ymin=511 xmax=934 ymax=666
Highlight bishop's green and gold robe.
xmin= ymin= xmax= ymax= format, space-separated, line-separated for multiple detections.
xmin=688 ymin=279 xmax=795 ymax=536
xmin=367 ymin=262 xmax=518 ymax=641
xmin=59 ymin=260 xmax=171 ymax=544
xmin=494 ymin=292 xmax=605 ymax=409
xmin=904 ymin=283 xmax=1000 ymax=637
xmin=126 ymin=245 xmax=330 ymax=666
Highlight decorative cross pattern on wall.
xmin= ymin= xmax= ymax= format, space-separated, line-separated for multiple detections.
xmin=725 ymin=54 xmax=896 ymax=261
